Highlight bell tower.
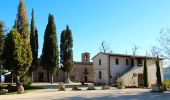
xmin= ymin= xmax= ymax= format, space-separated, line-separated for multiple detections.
xmin=81 ymin=52 xmax=90 ymax=62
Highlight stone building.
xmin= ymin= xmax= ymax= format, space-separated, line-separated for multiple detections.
xmin=92 ymin=52 xmax=164 ymax=86
xmin=33 ymin=52 xmax=93 ymax=83
xmin=70 ymin=52 xmax=93 ymax=83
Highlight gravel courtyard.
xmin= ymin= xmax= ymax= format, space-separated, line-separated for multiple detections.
xmin=0 ymin=83 xmax=170 ymax=100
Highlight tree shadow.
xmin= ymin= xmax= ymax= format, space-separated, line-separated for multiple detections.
xmin=53 ymin=92 xmax=170 ymax=100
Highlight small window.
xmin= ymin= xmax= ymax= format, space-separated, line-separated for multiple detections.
xmin=131 ymin=59 xmax=134 ymax=66
xmin=115 ymin=58 xmax=119 ymax=65
xmin=99 ymin=71 xmax=102 ymax=79
xmin=126 ymin=59 xmax=129 ymax=65
xmin=99 ymin=59 xmax=101 ymax=65
xmin=137 ymin=59 xmax=143 ymax=66
xmin=84 ymin=55 xmax=87 ymax=61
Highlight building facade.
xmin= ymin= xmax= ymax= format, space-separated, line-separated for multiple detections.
xmin=34 ymin=52 xmax=93 ymax=83
xmin=70 ymin=53 xmax=93 ymax=83
xmin=92 ymin=52 xmax=164 ymax=87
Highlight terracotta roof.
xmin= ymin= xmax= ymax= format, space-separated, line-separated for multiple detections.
xmin=92 ymin=52 xmax=164 ymax=60
xmin=74 ymin=61 xmax=93 ymax=65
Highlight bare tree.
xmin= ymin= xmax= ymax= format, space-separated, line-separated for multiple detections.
xmin=149 ymin=46 xmax=161 ymax=57
xmin=99 ymin=40 xmax=112 ymax=53
xmin=131 ymin=44 xmax=139 ymax=55
xmin=158 ymin=28 xmax=170 ymax=59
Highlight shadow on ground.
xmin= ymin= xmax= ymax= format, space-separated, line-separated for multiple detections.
xmin=58 ymin=92 xmax=170 ymax=100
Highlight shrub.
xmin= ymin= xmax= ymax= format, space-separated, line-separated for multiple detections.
xmin=117 ymin=78 xmax=125 ymax=89
xmin=0 ymin=89 xmax=8 ymax=95
xmin=17 ymin=85 xmax=24 ymax=94
xmin=102 ymin=85 xmax=110 ymax=90
xmin=59 ymin=82 xmax=65 ymax=91
xmin=72 ymin=86 xmax=81 ymax=91
xmin=163 ymin=80 xmax=170 ymax=86
xmin=87 ymin=83 xmax=95 ymax=90
xmin=22 ymin=76 xmax=31 ymax=88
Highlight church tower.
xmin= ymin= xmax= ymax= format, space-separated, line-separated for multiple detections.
xmin=81 ymin=52 xmax=90 ymax=62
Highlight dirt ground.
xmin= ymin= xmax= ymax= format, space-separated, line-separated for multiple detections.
xmin=0 ymin=83 xmax=170 ymax=100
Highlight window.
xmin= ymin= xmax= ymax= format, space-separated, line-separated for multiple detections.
xmin=84 ymin=55 xmax=87 ymax=61
xmin=99 ymin=71 xmax=102 ymax=79
xmin=131 ymin=59 xmax=134 ymax=66
xmin=126 ymin=59 xmax=129 ymax=65
xmin=137 ymin=58 xmax=143 ymax=66
xmin=99 ymin=59 xmax=101 ymax=65
xmin=115 ymin=58 xmax=119 ymax=65
xmin=84 ymin=68 xmax=88 ymax=74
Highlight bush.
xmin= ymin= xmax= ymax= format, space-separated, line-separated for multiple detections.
xmin=117 ymin=78 xmax=125 ymax=89
xmin=163 ymin=80 xmax=170 ymax=86
xmin=72 ymin=86 xmax=81 ymax=91
xmin=0 ymin=89 xmax=8 ymax=95
xmin=102 ymin=85 xmax=110 ymax=90
xmin=59 ymin=82 xmax=65 ymax=91
xmin=22 ymin=76 xmax=31 ymax=88
xmin=87 ymin=83 xmax=95 ymax=90
xmin=17 ymin=85 xmax=24 ymax=94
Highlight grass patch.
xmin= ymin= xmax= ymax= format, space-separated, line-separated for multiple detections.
xmin=6 ymin=86 xmax=45 ymax=95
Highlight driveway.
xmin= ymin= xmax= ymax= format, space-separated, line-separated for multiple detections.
xmin=0 ymin=83 xmax=170 ymax=100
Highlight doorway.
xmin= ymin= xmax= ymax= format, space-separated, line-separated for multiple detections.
xmin=84 ymin=76 xmax=88 ymax=83
xmin=38 ymin=72 xmax=44 ymax=82
xmin=138 ymin=74 xmax=144 ymax=86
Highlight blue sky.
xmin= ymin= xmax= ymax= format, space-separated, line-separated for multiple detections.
xmin=0 ymin=0 xmax=170 ymax=61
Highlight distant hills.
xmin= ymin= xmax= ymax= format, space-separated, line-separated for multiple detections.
xmin=164 ymin=67 xmax=170 ymax=80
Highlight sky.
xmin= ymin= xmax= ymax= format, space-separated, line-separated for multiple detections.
xmin=0 ymin=0 xmax=170 ymax=62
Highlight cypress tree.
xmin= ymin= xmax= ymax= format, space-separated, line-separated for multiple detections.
xmin=156 ymin=56 xmax=162 ymax=86
xmin=17 ymin=0 xmax=29 ymax=39
xmin=143 ymin=57 xmax=148 ymax=87
xmin=14 ymin=0 xmax=32 ymax=85
xmin=0 ymin=21 xmax=6 ymax=84
xmin=30 ymin=9 xmax=38 ymax=82
xmin=3 ymin=29 xmax=24 ymax=85
xmin=41 ymin=14 xmax=59 ymax=84
xmin=60 ymin=25 xmax=73 ymax=83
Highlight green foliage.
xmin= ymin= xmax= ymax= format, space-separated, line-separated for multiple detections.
xmin=143 ymin=57 xmax=148 ymax=87
xmin=0 ymin=21 xmax=5 ymax=63
xmin=3 ymin=29 xmax=23 ymax=76
xmin=60 ymin=25 xmax=73 ymax=73
xmin=29 ymin=9 xmax=38 ymax=74
xmin=163 ymin=80 xmax=170 ymax=86
xmin=117 ymin=78 xmax=125 ymax=89
xmin=15 ymin=0 xmax=32 ymax=78
xmin=41 ymin=14 xmax=59 ymax=83
xmin=0 ymin=21 xmax=6 ymax=79
xmin=16 ymin=0 xmax=29 ymax=39
xmin=156 ymin=56 xmax=162 ymax=86
xmin=21 ymin=76 xmax=31 ymax=87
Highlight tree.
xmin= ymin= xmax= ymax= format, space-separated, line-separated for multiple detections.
xmin=131 ymin=44 xmax=139 ymax=55
xmin=99 ymin=40 xmax=112 ymax=53
xmin=158 ymin=29 xmax=170 ymax=59
xmin=14 ymin=0 xmax=32 ymax=86
xmin=149 ymin=46 xmax=161 ymax=57
xmin=3 ymin=29 xmax=25 ymax=85
xmin=60 ymin=25 xmax=73 ymax=83
xmin=156 ymin=56 xmax=162 ymax=86
xmin=0 ymin=21 xmax=6 ymax=84
xmin=143 ymin=57 xmax=148 ymax=87
xmin=16 ymin=0 xmax=29 ymax=39
xmin=41 ymin=14 xmax=59 ymax=84
xmin=29 ymin=9 xmax=38 ymax=82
